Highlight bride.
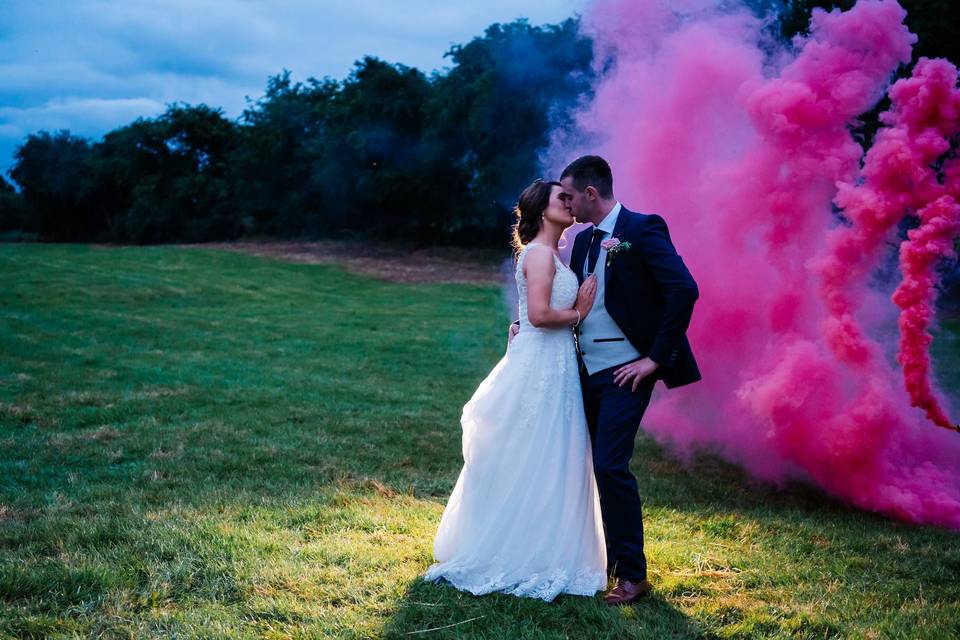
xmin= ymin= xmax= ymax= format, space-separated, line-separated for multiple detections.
xmin=423 ymin=179 xmax=606 ymax=601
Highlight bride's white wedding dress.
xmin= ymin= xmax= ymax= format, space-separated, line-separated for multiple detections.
xmin=423 ymin=242 xmax=607 ymax=602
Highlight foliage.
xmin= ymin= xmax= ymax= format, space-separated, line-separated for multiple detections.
xmin=9 ymin=131 xmax=97 ymax=241
xmin=94 ymin=103 xmax=241 ymax=243
xmin=5 ymin=19 xmax=593 ymax=246
xmin=0 ymin=175 xmax=25 ymax=235
xmin=426 ymin=19 xmax=594 ymax=242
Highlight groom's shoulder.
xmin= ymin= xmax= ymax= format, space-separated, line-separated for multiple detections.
xmin=620 ymin=207 xmax=667 ymax=232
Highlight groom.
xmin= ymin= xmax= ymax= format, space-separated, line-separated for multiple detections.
xmin=561 ymin=155 xmax=700 ymax=605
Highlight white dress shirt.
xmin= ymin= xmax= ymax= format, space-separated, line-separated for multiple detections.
xmin=578 ymin=202 xmax=642 ymax=375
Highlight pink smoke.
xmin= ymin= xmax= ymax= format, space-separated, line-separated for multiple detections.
xmin=553 ymin=0 xmax=960 ymax=527
xmin=885 ymin=59 xmax=960 ymax=429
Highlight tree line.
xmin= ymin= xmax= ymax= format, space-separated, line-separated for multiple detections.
xmin=0 ymin=19 xmax=593 ymax=245
xmin=1 ymin=2 xmax=956 ymax=247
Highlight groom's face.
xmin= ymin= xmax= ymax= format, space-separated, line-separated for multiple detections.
xmin=560 ymin=176 xmax=589 ymax=223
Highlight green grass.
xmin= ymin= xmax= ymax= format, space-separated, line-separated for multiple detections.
xmin=0 ymin=243 xmax=958 ymax=639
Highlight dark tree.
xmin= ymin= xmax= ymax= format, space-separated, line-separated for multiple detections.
xmin=232 ymin=70 xmax=339 ymax=238
xmin=10 ymin=131 xmax=98 ymax=241
xmin=0 ymin=175 xmax=25 ymax=234
xmin=426 ymin=18 xmax=595 ymax=242
xmin=87 ymin=103 xmax=240 ymax=243
xmin=319 ymin=56 xmax=439 ymax=239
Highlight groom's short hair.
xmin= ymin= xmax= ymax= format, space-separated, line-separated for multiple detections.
xmin=560 ymin=155 xmax=613 ymax=198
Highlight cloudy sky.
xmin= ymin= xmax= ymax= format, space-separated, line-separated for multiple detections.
xmin=0 ymin=0 xmax=585 ymax=177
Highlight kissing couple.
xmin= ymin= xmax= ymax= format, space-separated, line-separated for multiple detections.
xmin=424 ymin=155 xmax=701 ymax=605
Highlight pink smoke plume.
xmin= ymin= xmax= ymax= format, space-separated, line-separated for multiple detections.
xmin=552 ymin=0 xmax=960 ymax=527
xmin=895 ymin=193 xmax=960 ymax=429
xmin=885 ymin=60 xmax=960 ymax=429
xmin=817 ymin=57 xmax=960 ymax=434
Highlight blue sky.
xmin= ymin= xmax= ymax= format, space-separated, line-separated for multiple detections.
xmin=0 ymin=0 xmax=585 ymax=177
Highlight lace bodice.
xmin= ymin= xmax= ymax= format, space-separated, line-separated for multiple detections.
xmin=515 ymin=243 xmax=579 ymax=331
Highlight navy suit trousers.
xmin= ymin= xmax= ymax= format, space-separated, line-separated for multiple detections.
xmin=582 ymin=364 xmax=656 ymax=582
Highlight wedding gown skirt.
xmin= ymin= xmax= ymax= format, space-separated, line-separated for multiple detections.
xmin=424 ymin=244 xmax=607 ymax=601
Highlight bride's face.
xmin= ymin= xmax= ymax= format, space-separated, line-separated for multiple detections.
xmin=543 ymin=184 xmax=575 ymax=228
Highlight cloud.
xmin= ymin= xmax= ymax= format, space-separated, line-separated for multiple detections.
xmin=0 ymin=0 xmax=585 ymax=174
xmin=0 ymin=97 xmax=166 ymax=136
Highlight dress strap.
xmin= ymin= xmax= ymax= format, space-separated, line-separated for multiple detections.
xmin=525 ymin=243 xmax=562 ymax=265
xmin=525 ymin=242 xmax=556 ymax=254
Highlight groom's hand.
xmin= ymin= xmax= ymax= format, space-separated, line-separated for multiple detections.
xmin=613 ymin=357 xmax=660 ymax=392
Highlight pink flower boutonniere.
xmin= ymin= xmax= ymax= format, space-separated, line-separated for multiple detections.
xmin=603 ymin=236 xmax=632 ymax=267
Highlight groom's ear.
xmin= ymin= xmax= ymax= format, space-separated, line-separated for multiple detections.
xmin=584 ymin=185 xmax=599 ymax=201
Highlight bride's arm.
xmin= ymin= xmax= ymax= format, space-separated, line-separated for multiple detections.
xmin=524 ymin=246 xmax=596 ymax=328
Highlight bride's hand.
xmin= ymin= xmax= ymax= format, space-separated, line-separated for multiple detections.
xmin=575 ymin=275 xmax=598 ymax=319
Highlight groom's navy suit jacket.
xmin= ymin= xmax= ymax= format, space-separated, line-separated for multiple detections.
xmin=570 ymin=206 xmax=701 ymax=388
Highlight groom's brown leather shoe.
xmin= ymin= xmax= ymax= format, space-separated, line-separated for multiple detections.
xmin=603 ymin=578 xmax=652 ymax=606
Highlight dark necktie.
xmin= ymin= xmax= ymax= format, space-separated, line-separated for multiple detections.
xmin=586 ymin=227 xmax=605 ymax=276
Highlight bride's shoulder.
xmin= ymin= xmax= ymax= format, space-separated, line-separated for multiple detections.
xmin=523 ymin=241 xmax=550 ymax=252
xmin=520 ymin=243 xmax=557 ymax=272
xmin=521 ymin=242 xmax=556 ymax=260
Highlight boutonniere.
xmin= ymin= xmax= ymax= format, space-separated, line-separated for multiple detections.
xmin=602 ymin=236 xmax=632 ymax=267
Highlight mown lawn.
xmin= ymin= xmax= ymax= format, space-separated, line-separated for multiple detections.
xmin=0 ymin=243 xmax=958 ymax=639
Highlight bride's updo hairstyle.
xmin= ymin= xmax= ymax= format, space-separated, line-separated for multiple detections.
xmin=511 ymin=179 xmax=562 ymax=255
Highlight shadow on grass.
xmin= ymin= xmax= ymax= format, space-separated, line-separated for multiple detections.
xmin=383 ymin=576 xmax=707 ymax=640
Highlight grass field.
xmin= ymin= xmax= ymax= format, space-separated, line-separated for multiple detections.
xmin=1 ymin=243 xmax=958 ymax=639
